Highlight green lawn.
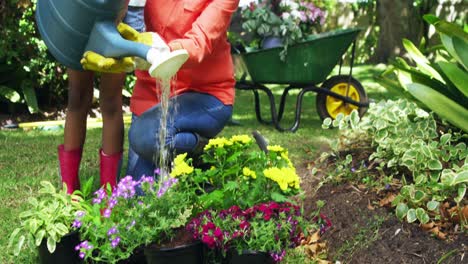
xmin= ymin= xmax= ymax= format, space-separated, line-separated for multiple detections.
xmin=0 ymin=64 xmax=391 ymax=263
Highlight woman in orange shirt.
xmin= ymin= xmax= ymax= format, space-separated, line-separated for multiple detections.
xmin=125 ymin=0 xmax=240 ymax=180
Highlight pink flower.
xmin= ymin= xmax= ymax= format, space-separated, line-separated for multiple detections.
xmin=202 ymin=234 xmax=216 ymax=248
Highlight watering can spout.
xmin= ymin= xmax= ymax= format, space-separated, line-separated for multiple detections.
xmin=35 ymin=0 xmax=188 ymax=79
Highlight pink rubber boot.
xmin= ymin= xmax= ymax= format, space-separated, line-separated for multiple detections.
xmin=99 ymin=149 xmax=122 ymax=189
xmin=58 ymin=145 xmax=82 ymax=194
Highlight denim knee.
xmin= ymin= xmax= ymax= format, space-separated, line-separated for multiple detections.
xmin=128 ymin=121 xmax=157 ymax=162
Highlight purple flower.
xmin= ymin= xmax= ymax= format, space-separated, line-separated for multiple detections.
xmin=270 ymin=250 xmax=286 ymax=262
xmin=110 ymin=237 xmax=121 ymax=248
xmin=154 ymin=168 xmax=161 ymax=175
xmin=107 ymin=226 xmax=118 ymax=236
xmin=72 ymin=220 xmax=82 ymax=228
xmin=75 ymin=240 xmax=93 ymax=255
xmin=103 ymin=208 xmax=112 ymax=218
xmin=114 ymin=176 xmax=139 ymax=199
xmin=157 ymin=177 xmax=178 ymax=197
xmin=93 ymin=188 xmax=107 ymax=204
xmin=76 ymin=211 xmax=85 ymax=218
xmin=108 ymin=198 xmax=118 ymax=208
xmin=126 ymin=220 xmax=136 ymax=230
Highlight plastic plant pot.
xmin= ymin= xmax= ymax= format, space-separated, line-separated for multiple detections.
xmin=144 ymin=241 xmax=203 ymax=264
xmin=224 ymin=249 xmax=274 ymax=264
xmin=38 ymin=231 xmax=82 ymax=264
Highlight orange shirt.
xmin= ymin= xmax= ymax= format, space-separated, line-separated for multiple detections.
xmin=130 ymin=0 xmax=240 ymax=116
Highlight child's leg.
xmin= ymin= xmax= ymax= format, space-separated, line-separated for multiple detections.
xmin=59 ymin=69 xmax=94 ymax=193
xmin=99 ymin=73 xmax=126 ymax=187
xmin=99 ymin=73 xmax=126 ymax=155
xmin=64 ymin=69 xmax=94 ymax=150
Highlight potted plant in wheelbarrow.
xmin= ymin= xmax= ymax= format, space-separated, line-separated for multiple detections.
xmin=8 ymin=181 xmax=84 ymax=263
xmin=74 ymin=174 xmax=202 ymax=264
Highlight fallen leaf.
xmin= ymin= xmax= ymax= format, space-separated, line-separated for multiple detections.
xmin=448 ymin=206 xmax=460 ymax=223
xmin=429 ymin=227 xmax=446 ymax=240
xmin=309 ymin=231 xmax=321 ymax=243
xmin=367 ymin=199 xmax=375 ymax=210
xmin=462 ymin=206 xmax=468 ymax=222
xmin=421 ymin=222 xmax=434 ymax=230
xmin=379 ymin=193 xmax=396 ymax=207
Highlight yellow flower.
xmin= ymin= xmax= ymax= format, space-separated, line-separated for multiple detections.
xmin=263 ymin=166 xmax=300 ymax=192
xmin=204 ymin=137 xmax=233 ymax=151
xmin=230 ymin=135 xmax=252 ymax=145
xmin=242 ymin=167 xmax=257 ymax=179
xmin=170 ymin=153 xmax=194 ymax=177
xmin=267 ymin=145 xmax=285 ymax=153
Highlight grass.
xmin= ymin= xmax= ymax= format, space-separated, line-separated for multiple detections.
xmin=0 ymin=64 xmax=390 ymax=263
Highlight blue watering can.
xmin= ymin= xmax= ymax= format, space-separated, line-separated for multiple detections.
xmin=35 ymin=0 xmax=188 ymax=78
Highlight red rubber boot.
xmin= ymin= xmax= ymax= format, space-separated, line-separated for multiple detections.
xmin=99 ymin=149 xmax=122 ymax=190
xmin=58 ymin=144 xmax=82 ymax=194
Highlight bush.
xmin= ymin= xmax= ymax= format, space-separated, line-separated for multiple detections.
xmin=0 ymin=0 xmax=68 ymax=113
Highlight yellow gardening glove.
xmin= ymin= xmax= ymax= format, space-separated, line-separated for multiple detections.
xmin=80 ymin=51 xmax=135 ymax=73
xmin=117 ymin=23 xmax=172 ymax=71
xmin=79 ymin=23 xmax=142 ymax=73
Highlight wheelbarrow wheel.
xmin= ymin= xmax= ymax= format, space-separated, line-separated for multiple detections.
xmin=316 ymin=75 xmax=368 ymax=120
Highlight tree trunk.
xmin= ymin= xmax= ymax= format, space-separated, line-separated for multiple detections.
xmin=371 ymin=0 xmax=426 ymax=63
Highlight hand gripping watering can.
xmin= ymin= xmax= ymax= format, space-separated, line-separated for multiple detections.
xmin=35 ymin=0 xmax=188 ymax=79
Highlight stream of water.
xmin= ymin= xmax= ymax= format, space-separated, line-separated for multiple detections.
xmin=153 ymin=77 xmax=177 ymax=183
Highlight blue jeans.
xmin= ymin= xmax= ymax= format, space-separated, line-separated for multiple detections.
xmin=125 ymin=92 xmax=233 ymax=182
xmin=123 ymin=6 xmax=145 ymax=33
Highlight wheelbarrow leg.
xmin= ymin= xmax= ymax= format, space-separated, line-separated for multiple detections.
xmin=278 ymin=86 xmax=301 ymax=123
xmin=275 ymin=86 xmax=317 ymax=132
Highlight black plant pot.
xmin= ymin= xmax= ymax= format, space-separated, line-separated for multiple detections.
xmin=224 ymin=250 xmax=273 ymax=264
xmin=38 ymin=231 xmax=82 ymax=264
xmin=118 ymin=246 xmax=147 ymax=264
xmin=144 ymin=241 xmax=203 ymax=264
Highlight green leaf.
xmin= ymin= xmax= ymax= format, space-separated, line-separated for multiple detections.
xmin=452 ymin=171 xmax=468 ymax=185
xmin=396 ymin=203 xmax=409 ymax=220
xmin=0 ymin=85 xmax=21 ymax=103
xmin=392 ymin=61 xmax=463 ymax=105
xmin=322 ymin=117 xmax=332 ymax=128
xmin=438 ymin=61 xmax=468 ymax=98
xmin=54 ymin=223 xmax=69 ymax=236
xmin=46 ymin=237 xmax=56 ymax=253
xmin=21 ymin=80 xmax=39 ymax=114
xmin=407 ymin=83 xmax=468 ymax=132
xmin=271 ymin=192 xmax=288 ymax=202
xmin=8 ymin=228 xmax=20 ymax=248
xmin=428 ymin=160 xmax=443 ymax=170
xmin=225 ymin=181 xmax=238 ymax=191
xmin=426 ymin=200 xmax=439 ymax=211
xmin=453 ymin=36 xmax=468 ymax=70
xmin=439 ymin=134 xmax=451 ymax=146
xmin=414 ymin=190 xmax=425 ymax=203
xmin=455 ymin=185 xmax=466 ymax=204
xmin=415 ymin=208 xmax=430 ymax=224
xmin=35 ymin=230 xmax=46 ymax=246
xmin=415 ymin=174 xmax=426 ymax=185
xmin=14 ymin=235 xmax=25 ymax=256
xmin=422 ymin=14 xmax=439 ymax=25
xmin=402 ymin=39 xmax=443 ymax=82
xmin=406 ymin=209 xmax=417 ymax=223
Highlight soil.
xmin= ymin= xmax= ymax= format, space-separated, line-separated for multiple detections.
xmin=151 ymin=228 xmax=196 ymax=249
xmin=297 ymin=162 xmax=468 ymax=264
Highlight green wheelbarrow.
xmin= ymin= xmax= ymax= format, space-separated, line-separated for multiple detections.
xmin=234 ymin=28 xmax=369 ymax=132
